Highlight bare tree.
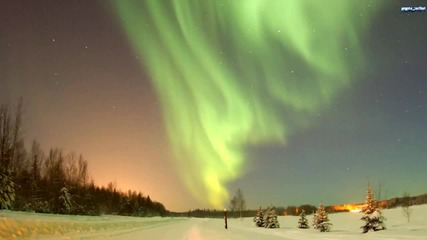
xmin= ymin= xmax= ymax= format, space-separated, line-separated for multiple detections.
xmin=77 ymin=154 xmax=88 ymax=186
xmin=28 ymin=140 xmax=44 ymax=200
xmin=29 ymin=141 xmax=44 ymax=179
xmin=64 ymin=152 xmax=88 ymax=187
xmin=65 ymin=152 xmax=79 ymax=185
xmin=10 ymin=99 xmax=23 ymax=169
xmin=43 ymin=148 xmax=74 ymax=212
xmin=229 ymin=188 xmax=246 ymax=218
xmin=402 ymin=192 xmax=413 ymax=223
xmin=376 ymin=181 xmax=384 ymax=209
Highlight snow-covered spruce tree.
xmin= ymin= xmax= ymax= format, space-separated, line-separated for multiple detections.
xmin=361 ymin=185 xmax=386 ymax=233
xmin=314 ymin=203 xmax=332 ymax=232
xmin=361 ymin=185 xmax=377 ymax=214
xmin=298 ymin=210 xmax=310 ymax=229
xmin=402 ymin=192 xmax=413 ymax=223
xmin=312 ymin=211 xmax=317 ymax=229
xmin=0 ymin=168 xmax=15 ymax=210
xmin=264 ymin=208 xmax=280 ymax=228
xmin=59 ymin=186 xmax=72 ymax=214
xmin=253 ymin=207 xmax=264 ymax=227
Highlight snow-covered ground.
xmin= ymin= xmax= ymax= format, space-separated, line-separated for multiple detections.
xmin=1 ymin=205 xmax=427 ymax=239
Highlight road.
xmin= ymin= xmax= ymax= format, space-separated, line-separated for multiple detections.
xmin=102 ymin=218 xmax=285 ymax=240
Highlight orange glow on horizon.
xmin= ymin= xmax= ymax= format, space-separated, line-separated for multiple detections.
xmin=331 ymin=200 xmax=387 ymax=213
xmin=332 ymin=204 xmax=363 ymax=213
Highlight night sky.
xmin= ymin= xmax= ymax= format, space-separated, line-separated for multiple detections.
xmin=1 ymin=1 xmax=426 ymax=212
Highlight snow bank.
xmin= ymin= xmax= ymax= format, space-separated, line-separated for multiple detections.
xmin=1 ymin=205 xmax=427 ymax=239
xmin=0 ymin=211 xmax=184 ymax=239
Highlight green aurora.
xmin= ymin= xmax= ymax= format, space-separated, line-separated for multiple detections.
xmin=113 ymin=1 xmax=383 ymax=208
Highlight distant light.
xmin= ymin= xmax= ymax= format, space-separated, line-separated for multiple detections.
xmin=350 ymin=209 xmax=361 ymax=213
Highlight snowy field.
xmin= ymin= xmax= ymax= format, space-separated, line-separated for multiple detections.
xmin=1 ymin=205 xmax=427 ymax=239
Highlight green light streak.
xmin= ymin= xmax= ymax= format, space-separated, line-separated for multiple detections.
xmin=113 ymin=0 xmax=382 ymax=208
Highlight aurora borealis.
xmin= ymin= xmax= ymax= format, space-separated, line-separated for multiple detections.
xmin=113 ymin=1 xmax=383 ymax=208
xmin=2 ymin=0 xmax=426 ymax=211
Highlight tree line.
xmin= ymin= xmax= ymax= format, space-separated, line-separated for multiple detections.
xmin=180 ymin=188 xmax=427 ymax=219
xmin=178 ymin=189 xmax=318 ymax=218
xmin=0 ymin=100 xmax=167 ymax=216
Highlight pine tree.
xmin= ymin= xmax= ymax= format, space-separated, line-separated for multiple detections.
xmin=253 ymin=207 xmax=264 ymax=227
xmin=0 ymin=168 xmax=15 ymax=209
xmin=361 ymin=185 xmax=377 ymax=215
xmin=298 ymin=210 xmax=310 ymax=229
xmin=312 ymin=211 xmax=317 ymax=229
xmin=264 ymin=208 xmax=280 ymax=228
xmin=59 ymin=186 xmax=72 ymax=214
xmin=361 ymin=185 xmax=386 ymax=233
xmin=313 ymin=203 xmax=332 ymax=232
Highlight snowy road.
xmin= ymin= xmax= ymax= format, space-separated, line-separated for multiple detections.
xmin=102 ymin=218 xmax=286 ymax=240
